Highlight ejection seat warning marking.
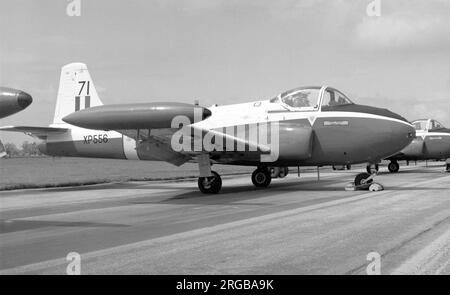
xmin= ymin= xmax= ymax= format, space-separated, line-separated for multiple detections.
xmin=324 ymin=120 xmax=349 ymax=126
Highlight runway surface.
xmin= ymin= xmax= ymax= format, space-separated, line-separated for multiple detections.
xmin=1 ymin=165 xmax=449 ymax=274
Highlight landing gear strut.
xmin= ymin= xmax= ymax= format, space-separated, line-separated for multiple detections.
xmin=198 ymin=171 xmax=222 ymax=194
xmin=354 ymin=172 xmax=373 ymax=186
xmin=252 ymin=167 xmax=272 ymax=188
xmin=388 ymin=161 xmax=400 ymax=173
xmin=366 ymin=164 xmax=379 ymax=174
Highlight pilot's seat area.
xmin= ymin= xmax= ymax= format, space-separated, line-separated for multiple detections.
xmin=269 ymin=86 xmax=354 ymax=112
xmin=412 ymin=119 xmax=449 ymax=133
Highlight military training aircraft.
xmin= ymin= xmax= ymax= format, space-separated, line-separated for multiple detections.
xmin=0 ymin=140 xmax=5 ymax=158
xmin=0 ymin=63 xmax=416 ymax=193
xmin=0 ymin=87 xmax=33 ymax=158
xmin=0 ymin=87 xmax=32 ymax=119
xmin=383 ymin=118 xmax=450 ymax=172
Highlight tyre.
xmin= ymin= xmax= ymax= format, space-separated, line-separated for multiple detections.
xmin=354 ymin=172 xmax=373 ymax=186
xmin=198 ymin=171 xmax=222 ymax=194
xmin=388 ymin=161 xmax=399 ymax=173
xmin=278 ymin=167 xmax=288 ymax=178
xmin=252 ymin=168 xmax=272 ymax=188
xmin=270 ymin=167 xmax=279 ymax=178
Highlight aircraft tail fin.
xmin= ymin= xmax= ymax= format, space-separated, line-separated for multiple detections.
xmin=53 ymin=62 xmax=104 ymax=124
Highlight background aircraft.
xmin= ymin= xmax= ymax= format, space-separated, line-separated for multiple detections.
xmin=0 ymin=87 xmax=33 ymax=158
xmin=0 ymin=87 xmax=32 ymax=119
xmin=384 ymin=119 xmax=450 ymax=172
xmin=0 ymin=63 xmax=415 ymax=193
xmin=0 ymin=140 xmax=5 ymax=158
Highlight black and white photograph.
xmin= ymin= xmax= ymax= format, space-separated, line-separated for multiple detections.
xmin=1 ymin=0 xmax=450 ymax=282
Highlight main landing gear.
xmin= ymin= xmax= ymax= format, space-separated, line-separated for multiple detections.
xmin=197 ymin=167 xmax=273 ymax=194
xmin=252 ymin=167 xmax=272 ymax=188
xmin=388 ymin=161 xmax=400 ymax=173
xmin=198 ymin=171 xmax=222 ymax=194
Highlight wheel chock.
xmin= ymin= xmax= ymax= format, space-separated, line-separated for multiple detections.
xmin=369 ymin=182 xmax=384 ymax=191
xmin=345 ymin=182 xmax=356 ymax=191
xmin=345 ymin=182 xmax=383 ymax=191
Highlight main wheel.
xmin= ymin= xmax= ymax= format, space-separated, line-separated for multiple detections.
xmin=198 ymin=171 xmax=222 ymax=194
xmin=366 ymin=164 xmax=379 ymax=174
xmin=388 ymin=161 xmax=400 ymax=173
xmin=354 ymin=172 xmax=373 ymax=186
xmin=252 ymin=168 xmax=272 ymax=188
xmin=278 ymin=167 xmax=288 ymax=178
xmin=270 ymin=167 xmax=280 ymax=178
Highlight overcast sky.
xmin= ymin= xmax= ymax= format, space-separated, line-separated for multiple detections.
xmin=1 ymin=0 xmax=449 ymax=144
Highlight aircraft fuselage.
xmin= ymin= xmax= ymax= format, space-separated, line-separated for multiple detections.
xmin=40 ymin=99 xmax=415 ymax=167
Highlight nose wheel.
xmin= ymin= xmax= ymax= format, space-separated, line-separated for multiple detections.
xmin=198 ymin=171 xmax=222 ymax=194
xmin=350 ymin=164 xmax=384 ymax=191
xmin=354 ymin=172 xmax=374 ymax=186
xmin=252 ymin=167 xmax=272 ymax=188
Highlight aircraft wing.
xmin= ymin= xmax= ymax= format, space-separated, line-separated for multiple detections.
xmin=0 ymin=126 xmax=69 ymax=140
xmin=113 ymin=125 xmax=271 ymax=166
xmin=62 ymin=102 xmax=272 ymax=164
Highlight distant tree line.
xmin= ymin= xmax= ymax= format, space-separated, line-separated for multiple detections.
xmin=2 ymin=141 xmax=43 ymax=157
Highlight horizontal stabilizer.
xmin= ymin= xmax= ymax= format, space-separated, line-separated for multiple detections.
xmin=0 ymin=126 xmax=68 ymax=140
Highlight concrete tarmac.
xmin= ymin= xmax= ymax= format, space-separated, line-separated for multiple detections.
xmin=1 ymin=164 xmax=449 ymax=274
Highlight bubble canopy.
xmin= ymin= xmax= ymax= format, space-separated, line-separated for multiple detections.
xmin=412 ymin=119 xmax=445 ymax=131
xmin=270 ymin=86 xmax=354 ymax=111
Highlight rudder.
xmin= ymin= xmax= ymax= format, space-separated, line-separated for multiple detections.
xmin=53 ymin=62 xmax=103 ymax=124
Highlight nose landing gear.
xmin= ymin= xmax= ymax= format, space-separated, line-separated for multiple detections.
xmin=366 ymin=163 xmax=379 ymax=174
xmin=349 ymin=164 xmax=384 ymax=191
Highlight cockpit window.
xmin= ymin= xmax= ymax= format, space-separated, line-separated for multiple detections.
xmin=413 ymin=120 xmax=428 ymax=131
xmin=280 ymin=88 xmax=320 ymax=109
xmin=322 ymin=88 xmax=353 ymax=107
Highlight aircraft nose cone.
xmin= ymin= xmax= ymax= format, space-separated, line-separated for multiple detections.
xmin=17 ymin=91 xmax=33 ymax=109
xmin=389 ymin=116 xmax=416 ymax=153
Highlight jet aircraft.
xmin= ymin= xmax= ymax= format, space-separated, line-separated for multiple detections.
xmin=384 ymin=119 xmax=450 ymax=172
xmin=0 ymin=87 xmax=33 ymax=158
xmin=0 ymin=140 xmax=5 ymax=158
xmin=0 ymin=87 xmax=32 ymax=119
xmin=0 ymin=63 xmax=416 ymax=193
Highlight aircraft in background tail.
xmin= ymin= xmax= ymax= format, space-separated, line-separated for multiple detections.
xmin=0 ymin=63 xmax=416 ymax=193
